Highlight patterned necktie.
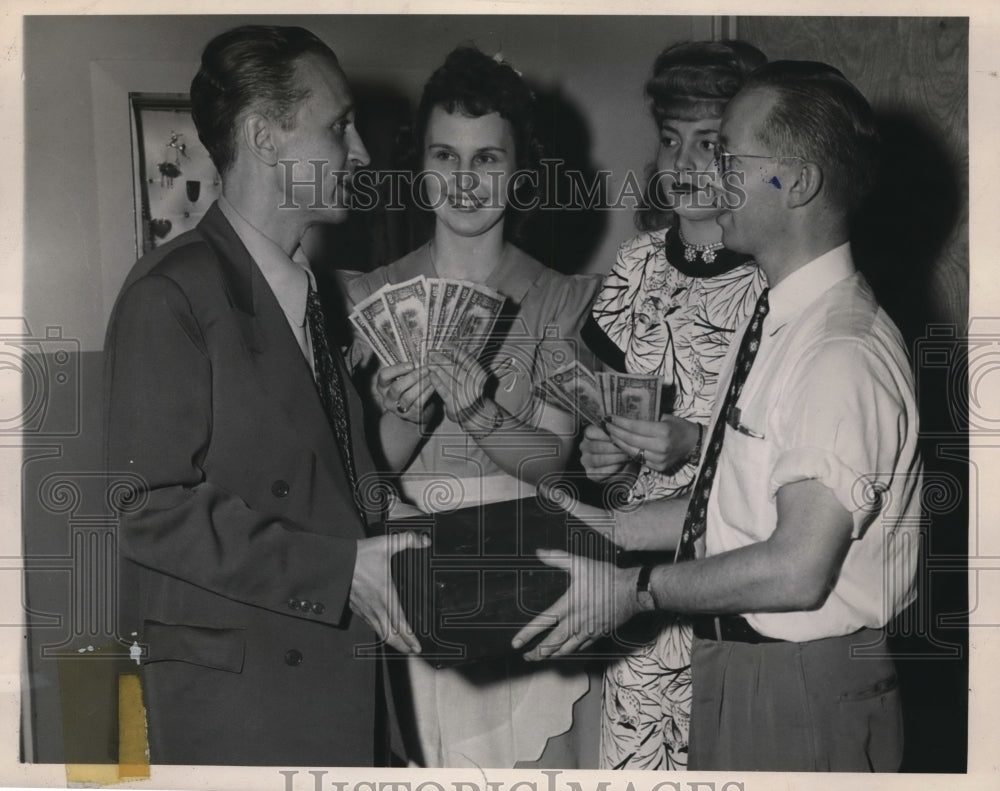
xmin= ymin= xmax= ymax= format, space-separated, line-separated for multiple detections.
xmin=675 ymin=288 xmax=769 ymax=562
xmin=306 ymin=285 xmax=357 ymax=488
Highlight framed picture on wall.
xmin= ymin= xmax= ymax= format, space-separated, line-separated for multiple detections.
xmin=129 ymin=93 xmax=221 ymax=257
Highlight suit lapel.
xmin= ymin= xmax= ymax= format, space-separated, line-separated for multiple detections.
xmin=251 ymin=274 xmax=362 ymax=511
xmin=198 ymin=204 xmax=257 ymax=352
xmin=197 ymin=205 xmax=365 ymax=526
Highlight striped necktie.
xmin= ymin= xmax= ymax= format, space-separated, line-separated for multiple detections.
xmin=675 ymin=288 xmax=769 ymax=562
xmin=306 ymin=285 xmax=357 ymax=488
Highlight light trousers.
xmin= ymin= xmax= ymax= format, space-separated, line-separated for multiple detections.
xmin=689 ymin=628 xmax=903 ymax=771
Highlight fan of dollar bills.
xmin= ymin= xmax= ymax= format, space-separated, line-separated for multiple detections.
xmin=535 ymin=361 xmax=662 ymax=425
xmin=349 ymin=275 xmax=505 ymax=366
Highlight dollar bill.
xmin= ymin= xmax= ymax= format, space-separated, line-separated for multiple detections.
xmin=355 ymin=290 xmax=408 ymax=364
xmin=383 ymin=276 xmax=429 ymax=365
xmin=453 ymin=287 xmax=505 ymax=357
xmin=348 ymin=312 xmax=396 ymax=367
xmin=548 ymin=362 xmax=606 ymax=425
xmin=429 ymin=279 xmax=460 ymax=352
xmin=597 ymin=372 xmax=611 ymax=418
xmin=438 ymin=281 xmax=473 ymax=349
xmin=534 ymin=377 xmax=578 ymax=415
xmin=611 ymin=372 xmax=661 ymax=421
xmin=425 ymin=279 xmax=441 ymax=352
xmin=430 ymin=279 xmax=452 ymax=349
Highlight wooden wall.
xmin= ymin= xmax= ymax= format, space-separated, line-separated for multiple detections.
xmin=737 ymin=17 xmax=968 ymax=336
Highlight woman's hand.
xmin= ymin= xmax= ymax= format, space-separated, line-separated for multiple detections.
xmin=376 ymin=361 xmax=437 ymax=424
xmin=426 ymin=345 xmax=491 ymax=424
xmin=580 ymin=422 xmax=633 ymax=481
xmin=603 ymin=414 xmax=701 ymax=473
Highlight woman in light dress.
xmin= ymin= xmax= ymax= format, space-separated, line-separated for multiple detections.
xmin=347 ymin=47 xmax=601 ymax=768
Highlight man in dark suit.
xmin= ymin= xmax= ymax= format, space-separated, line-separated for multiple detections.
xmin=104 ymin=25 xmax=425 ymax=766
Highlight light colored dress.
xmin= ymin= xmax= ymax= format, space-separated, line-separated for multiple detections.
xmin=590 ymin=226 xmax=766 ymax=769
xmin=347 ymin=242 xmax=602 ymax=768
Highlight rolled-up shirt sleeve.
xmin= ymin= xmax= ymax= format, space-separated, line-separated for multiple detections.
xmin=768 ymin=337 xmax=912 ymax=539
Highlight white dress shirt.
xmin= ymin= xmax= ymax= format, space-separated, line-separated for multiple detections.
xmin=703 ymin=243 xmax=923 ymax=641
xmin=218 ymin=196 xmax=316 ymax=374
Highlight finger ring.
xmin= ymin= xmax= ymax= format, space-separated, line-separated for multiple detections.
xmin=396 ymin=400 xmax=406 ymax=413
xmin=636 ymin=449 xmax=645 ymax=466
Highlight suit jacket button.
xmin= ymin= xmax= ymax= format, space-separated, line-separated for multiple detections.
xmin=285 ymin=649 xmax=303 ymax=666
xmin=311 ymin=602 xmax=325 ymax=615
xmin=271 ymin=480 xmax=290 ymax=498
xmin=287 ymin=598 xmax=299 ymax=610
xmin=299 ymin=599 xmax=311 ymax=611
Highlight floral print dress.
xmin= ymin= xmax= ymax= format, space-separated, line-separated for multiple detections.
xmin=591 ymin=226 xmax=766 ymax=769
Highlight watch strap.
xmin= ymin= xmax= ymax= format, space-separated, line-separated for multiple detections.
xmin=636 ymin=563 xmax=656 ymax=611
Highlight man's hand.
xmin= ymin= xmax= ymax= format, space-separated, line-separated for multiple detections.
xmin=511 ymin=549 xmax=640 ymax=661
xmin=375 ymin=361 xmax=437 ymax=424
xmin=350 ymin=531 xmax=430 ymax=654
xmin=386 ymin=500 xmax=426 ymax=520
xmin=604 ymin=414 xmax=701 ymax=473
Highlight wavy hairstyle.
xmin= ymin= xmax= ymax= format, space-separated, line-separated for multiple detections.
xmin=409 ymin=46 xmax=543 ymax=237
xmin=636 ymin=39 xmax=767 ymax=232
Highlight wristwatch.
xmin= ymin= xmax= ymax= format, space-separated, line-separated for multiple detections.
xmin=635 ymin=564 xmax=657 ymax=611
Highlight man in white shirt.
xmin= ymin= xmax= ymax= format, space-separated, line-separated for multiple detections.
xmin=514 ymin=61 xmax=922 ymax=771
xmin=105 ymin=25 xmax=425 ymax=765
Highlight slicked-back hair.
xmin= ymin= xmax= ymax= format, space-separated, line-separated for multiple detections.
xmin=742 ymin=60 xmax=880 ymax=217
xmin=637 ymin=39 xmax=767 ymax=231
xmin=190 ymin=25 xmax=338 ymax=175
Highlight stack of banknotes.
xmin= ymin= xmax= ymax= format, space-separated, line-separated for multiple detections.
xmin=535 ymin=361 xmax=662 ymax=425
xmin=348 ymin=276 xmax=662 ymax=426
xmin=348 ymin=275 xmax=505 ymax=366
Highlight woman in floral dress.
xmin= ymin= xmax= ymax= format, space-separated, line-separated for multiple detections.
xmin=584 ymin=40 xmax=768 ymax=770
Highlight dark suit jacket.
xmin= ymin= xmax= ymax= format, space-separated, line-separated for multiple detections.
xmin=104 ymin=203 xmax=385 ymax=765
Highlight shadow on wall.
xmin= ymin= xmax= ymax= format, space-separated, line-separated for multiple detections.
xmin=307 ymin=82 xmax=416 ymax=337
xmin=853 ymin=109 xmax=969 ymax=774
xmin=853 ymin=109 xmax=965 ymax=343
xmin=307 ymin=81 xmax=417 ymax=278
xmin=518 ymin=86 xmax=609 ymax=276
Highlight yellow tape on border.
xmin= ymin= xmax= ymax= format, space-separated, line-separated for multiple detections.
xmin=117 ymin=673 xmax=150 ymax=779
xmin=65 ymin=672 xmax=149 ymax=784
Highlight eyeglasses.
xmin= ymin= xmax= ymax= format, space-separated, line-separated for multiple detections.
xmin=711 ymin=142 xmax=805 ymax=176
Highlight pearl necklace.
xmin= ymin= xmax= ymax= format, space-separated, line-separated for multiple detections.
xmin=678 ymin=227 xmax=725 ymax=264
